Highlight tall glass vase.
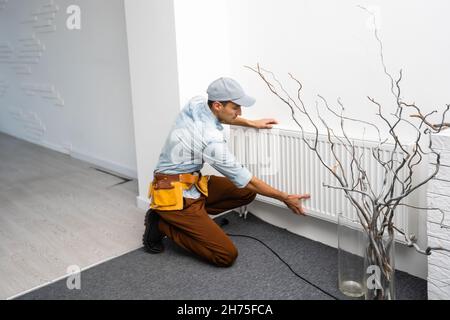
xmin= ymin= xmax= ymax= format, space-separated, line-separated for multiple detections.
xmin=363 ymin=228 xmax=396 ymax=300
xmin=337 ymin=213 xmax=365 ymax=298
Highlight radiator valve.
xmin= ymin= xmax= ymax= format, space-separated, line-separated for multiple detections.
xmin=239 ymin=206 xmax=249 ymax=220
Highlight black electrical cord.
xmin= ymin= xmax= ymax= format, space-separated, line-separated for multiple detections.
xmin=219 ymin=218 xmax=340 ymax=300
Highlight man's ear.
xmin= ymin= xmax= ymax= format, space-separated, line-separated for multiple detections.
xmin=212 ymin=101 xmax=222 ymax=111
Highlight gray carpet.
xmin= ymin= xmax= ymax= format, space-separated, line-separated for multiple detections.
xmin=16 ymin=212 xmax=427 ymax=300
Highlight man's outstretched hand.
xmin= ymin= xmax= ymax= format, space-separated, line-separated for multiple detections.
xmin=245 ymin=176 xmax=310 ymax=216
xmin=252 ymin=118 xmax=279 ymax=129
xmin=283 ymin=194 xmax=311 ymax=216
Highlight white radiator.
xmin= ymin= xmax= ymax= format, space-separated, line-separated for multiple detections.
xmin=229 ymin=127 xmax=413 ymax=241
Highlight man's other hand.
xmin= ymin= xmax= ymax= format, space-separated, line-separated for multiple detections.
xmin=252 ymin=118 xmax=279 ymax=129
xmin=283 ymin=194 xmax=311 ymax=216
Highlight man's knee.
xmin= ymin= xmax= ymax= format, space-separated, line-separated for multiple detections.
xmin=243 ymin=189 xmax=257 ymax=204
xmin=213 ymin=243 xmax=238 ymax=267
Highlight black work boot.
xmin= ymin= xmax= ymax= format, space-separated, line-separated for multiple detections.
xmin=142 ymin=209 xmax=165 ymax=254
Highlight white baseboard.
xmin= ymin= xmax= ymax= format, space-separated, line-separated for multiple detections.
xmin=39 ymin=139 xmax=72 ymax=155
xmin=0 ymin=131 xmax=70 ymax=155
xmin=0 ymin=130 xmax=137 ymax=179
xmin=70 ymin=149 xmax=137 ymax=179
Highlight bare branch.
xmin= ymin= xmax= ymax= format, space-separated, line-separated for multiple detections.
xmin=384 ymin=203 xmax=450 ymax=230
xmin=392 ymin=225 xmax=450 ymax=255
xmin=406 ymin=103 xmax=450 ymax=132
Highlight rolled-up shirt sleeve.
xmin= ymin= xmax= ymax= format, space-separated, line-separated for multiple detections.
xmin=203 ymin=140 xmax=253 ymax=188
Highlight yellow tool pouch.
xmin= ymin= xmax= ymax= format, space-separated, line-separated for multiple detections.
xmin=149 ymin=180 xmax=184 ymax=211
xmin=148 ymin=173 xmax=210 ymax=211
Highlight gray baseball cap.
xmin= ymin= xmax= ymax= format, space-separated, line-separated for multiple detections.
xmin=207 ymin=77 xmax=256 ymax=107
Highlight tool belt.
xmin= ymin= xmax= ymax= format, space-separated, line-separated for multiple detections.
xmin=148 ymin=171 xmax=209 ymax=211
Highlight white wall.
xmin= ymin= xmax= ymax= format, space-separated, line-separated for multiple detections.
xmin=227 ymin=0 xmax=450 ymax=140
xmin=0 ymin=0 xmax=137 ymax=178
xmin=173 ymin=0 xmax=450 ymax=279
xmin=124 ymin=0 xmax=181 ymax=209
xmin=174 ymin=0 xmax=450 ymax=140
xmin=173 ymin=0 xmax=232 ymax=107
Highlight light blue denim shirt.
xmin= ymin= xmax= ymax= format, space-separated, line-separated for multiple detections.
xmin=154 ymin=96 xmax=253 ymax=199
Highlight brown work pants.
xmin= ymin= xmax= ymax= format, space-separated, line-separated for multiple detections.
xmin=156 ymin=175 xmax=257 ymax=267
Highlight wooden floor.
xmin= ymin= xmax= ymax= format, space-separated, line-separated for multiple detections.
xmin=0 ymin=133 xmax=145 ymax=299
